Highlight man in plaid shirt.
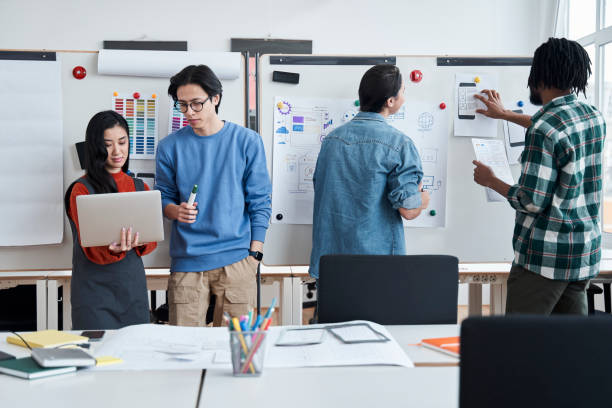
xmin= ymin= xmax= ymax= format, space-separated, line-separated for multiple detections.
xmin=472 ymin=38 xmax=606 ymax=314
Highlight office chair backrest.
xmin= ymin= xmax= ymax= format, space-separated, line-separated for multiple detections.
xmin=460 ymin=315 xmax=612 ymax=408
xmin=318 ymin=254 xmax=458 ymax=325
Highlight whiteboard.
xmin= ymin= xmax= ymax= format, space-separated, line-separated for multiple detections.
xmin=259 ymin=55 xmax=531 ymax=265
xmin=0 ymin=51 xmax=245 ymax=270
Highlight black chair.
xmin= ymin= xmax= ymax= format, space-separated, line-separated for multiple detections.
xmin=317 ymin=254 xmax=458 ymax=325
xmin=460 ymin=315 xmax=612 ymax=408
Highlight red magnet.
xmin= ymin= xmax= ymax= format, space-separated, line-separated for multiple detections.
xmin=72 ymin=66 xmax=86 ymax=80
xmin=410 ymin=70 xmax=423 ymax=83
xmin=439 ymin=102 xmax=446 ymax=110
xmin=133 ymin=92 xmax=140 ymax=99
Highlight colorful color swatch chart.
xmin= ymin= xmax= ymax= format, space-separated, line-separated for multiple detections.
xmin=168 ymin=102 xmax=190 ymax=134
xmin=112 ymin=93 xmax=159 ymax=159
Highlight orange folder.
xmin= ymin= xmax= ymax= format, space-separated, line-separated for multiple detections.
xmin=421 ymin=336 xmax=460 ymax=358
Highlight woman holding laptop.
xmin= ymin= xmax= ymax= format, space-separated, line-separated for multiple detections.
xmin=64 ymin=110 xmax=157 ymax=330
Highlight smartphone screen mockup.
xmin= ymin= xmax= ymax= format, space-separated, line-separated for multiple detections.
xmin=458 ymin=82 xmax=477 ymax=119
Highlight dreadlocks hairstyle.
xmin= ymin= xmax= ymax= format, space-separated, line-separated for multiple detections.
xmin=527 ymin=37 xmax=592 ymax=97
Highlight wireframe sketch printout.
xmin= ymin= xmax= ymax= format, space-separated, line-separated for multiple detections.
xmin=387 ymin=102 xmax=449 ymax=228
xmin=112 ymin=92 xmax=159 ymax=159
xmin=271 ymin=96 xmax=357 ymax=224
xmin=0 ymin=59 xmax=63 ymax=245
xmin=454 ymin=73 xmax=498 ymax=137
xmin=472 ymin=138 xmax=515 ymax=202
xmin=503 ymin=102 xmax=539 ymax=164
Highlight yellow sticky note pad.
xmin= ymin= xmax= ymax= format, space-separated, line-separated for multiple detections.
xmin=96 ymin=356 xmax=123 ymax=366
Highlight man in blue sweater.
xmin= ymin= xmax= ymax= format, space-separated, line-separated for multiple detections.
xmin=156 ymin=65 xmax=272 ymax=326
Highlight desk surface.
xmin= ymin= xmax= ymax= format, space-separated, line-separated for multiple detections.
xmin=202 ymin=366 xmax=458 ymax=408
xmin=0 ymin=324 xmax=459 ymax=407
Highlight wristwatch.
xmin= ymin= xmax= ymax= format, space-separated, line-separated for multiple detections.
xmin=249 ymin=251 xmax=263 ymax=261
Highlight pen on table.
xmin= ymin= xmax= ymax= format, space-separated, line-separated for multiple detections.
xmin=187 ymin=184 xmax=198 ymax=206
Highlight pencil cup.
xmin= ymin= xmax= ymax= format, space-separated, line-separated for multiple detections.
xmin=230 ymin=330 xmax=267 ymax=377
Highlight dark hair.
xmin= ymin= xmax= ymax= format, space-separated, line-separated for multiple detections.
xmin=527 ymin=37 xmax=591 ymax=97
xmin=358 ymin=65 xmax=402 ymax=113
xmin=168 ymin=65 xmax=223 ymax=113
xmin=84 ymin=110 xmax=130 ymax=194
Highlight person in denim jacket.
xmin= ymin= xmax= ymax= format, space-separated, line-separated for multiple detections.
xmin=309 ymin=64 xmax=430 ymax=279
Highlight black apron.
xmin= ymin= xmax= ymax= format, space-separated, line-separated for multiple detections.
xmin=65 ymin=177 xmax=150 ymax=330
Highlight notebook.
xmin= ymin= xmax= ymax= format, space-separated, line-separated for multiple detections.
xmin=7 ymin=330 xmax=89 ymax=349
xmin=421 ymin=336 xmax=460 ymax=358
xmin=0 ymin=357 xmax=76 ymax=379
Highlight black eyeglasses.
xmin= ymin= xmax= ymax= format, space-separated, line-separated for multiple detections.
xmin=174 ymin=95 xmax=213 ymax=113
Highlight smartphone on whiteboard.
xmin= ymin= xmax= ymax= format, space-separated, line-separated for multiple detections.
xmin=458 ymin=82 xmax=477 ymax=119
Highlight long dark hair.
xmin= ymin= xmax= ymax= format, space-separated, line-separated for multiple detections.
xmin=528 ymin=37 xmax=591 ymax=97
xmin=83 ymin=110 xmax=130 ymax=194
xmin=168 ymin=65 xmax=223 ymax=113
xmin=358 ymin=64 xmax=402 ymax=113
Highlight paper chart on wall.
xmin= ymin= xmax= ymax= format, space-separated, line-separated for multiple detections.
xmin=0 ymin=59 xmax=63 ymax=245
xmin=271 ymin=96 xmax=358 ymax=224
xmin=386 ymin=102 xmax=449 ymax=228
xmin=112 ymin=92 xmax=159 ymax=159
xmin=271 ymin=97 xmax=449 ymax=228
xmin=454 ymin=73 xmax=498 ymax=137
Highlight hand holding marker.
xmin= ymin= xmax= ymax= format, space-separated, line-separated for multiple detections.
xmin=187 ymin=184 xmax=198 ymax=206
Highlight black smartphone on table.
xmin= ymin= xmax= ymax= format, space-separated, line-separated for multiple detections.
xmin=80 ymin=330 xmax=105 ymax=341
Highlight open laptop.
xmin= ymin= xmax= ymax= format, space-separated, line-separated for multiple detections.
xmin=76 ymin=190 xmax=164 ymax=247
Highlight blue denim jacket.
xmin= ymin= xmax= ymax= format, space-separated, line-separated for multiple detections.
xmin=309 ymin=111 xmax=424 ymax=278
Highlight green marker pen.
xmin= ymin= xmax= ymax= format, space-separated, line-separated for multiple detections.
xmin=187 ymin=184 xmax=198 ymax=206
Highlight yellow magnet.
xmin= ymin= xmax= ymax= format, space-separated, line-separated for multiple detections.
xmin=277 ymin=102 xmax=284 ymax=109
xmin=474 ymin=76 xmax=481 ymax=83
xmin=152 ymin=93 xmax=157 ymax=99
xmin=113 ymin=91 xmax=118 ymax=97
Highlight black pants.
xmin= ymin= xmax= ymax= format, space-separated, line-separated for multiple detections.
xmin=506 ymin=264 xmax=589 ymax=315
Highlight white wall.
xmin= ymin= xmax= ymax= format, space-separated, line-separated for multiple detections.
xmin=0 ymin=0 xmax=557 ymax=307
xmin=2 ymin=0 xmax=555 ymax=56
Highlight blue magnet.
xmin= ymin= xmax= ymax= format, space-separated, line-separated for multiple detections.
xmin=517 ymin=100 xmax=524 ymax=107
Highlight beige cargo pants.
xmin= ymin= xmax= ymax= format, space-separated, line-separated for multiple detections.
xmin=168 ymin=256 xmax=258 ymax=327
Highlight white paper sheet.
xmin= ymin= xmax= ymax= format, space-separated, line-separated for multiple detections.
xmin=0 ymin=59 xmax=63 ymax=245
xmin=271 ymin=96 xmax=356 ymax=224
xmin=92 ymin=321 xmax=412 ymax=371
xmin=472 ymin=138 xmax=515 ymax=202
xmin=454 ymin=73 xmax=498 ymax=137
xmin=98 ymin=50 xmax=241 ymax=79
xmin=387 ymin=102 xmax=449 ymax=228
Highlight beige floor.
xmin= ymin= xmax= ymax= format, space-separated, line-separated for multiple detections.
xmin=260 ymin=304 xmax=491 ymax=326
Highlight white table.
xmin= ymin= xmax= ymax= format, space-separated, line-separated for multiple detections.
xmin=0 ymin=324 xmax=460 ymax=407
xmin=202 ymin=367 xmax=459 ymax=408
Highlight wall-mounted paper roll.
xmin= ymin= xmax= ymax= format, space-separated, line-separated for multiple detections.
xmin=98 ymin=50 xmax=241 ymax=80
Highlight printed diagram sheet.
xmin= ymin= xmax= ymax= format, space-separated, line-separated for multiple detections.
xmin=472 ymin=138 xmax=515 ymax=202
xmin=271 ymin=97 xmax=448 ymax=228
xmin=503 ymin=102 xmax=539 ymax=164
xmin=387 ymin=102 xmax=449 ymax=228
xmin=454 ymin=73 xmax=498 ymax=137
xmin=272 ymin=96 xmax=357 ymax=224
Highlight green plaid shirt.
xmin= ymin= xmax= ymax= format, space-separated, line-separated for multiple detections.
xmin=507 ymin=94 xmax=606 ymax=281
